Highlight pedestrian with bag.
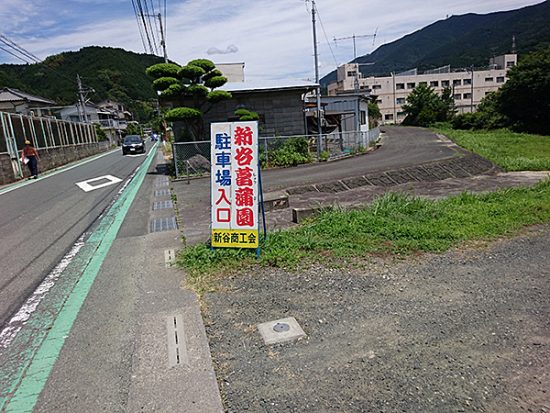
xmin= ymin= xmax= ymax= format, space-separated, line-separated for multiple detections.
xmin=21 ymin=140 xmax=40 ymax=179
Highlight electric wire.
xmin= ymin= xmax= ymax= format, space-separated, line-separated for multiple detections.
xmin=0 ymin=34 xmax=41 ymax=63
xmin=313 ymin=3 xmax=339 ymax=68
xmin=143 ymin=0 xmax=159 ymax=54
xmin=0 ymin=45 xmax=30 ymax=64
xmin=131 ymin=0 xmax=148 ymax=52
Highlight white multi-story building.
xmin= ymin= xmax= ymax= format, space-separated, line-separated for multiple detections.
xmin=328 ymin=54 xmax=517 ymax=124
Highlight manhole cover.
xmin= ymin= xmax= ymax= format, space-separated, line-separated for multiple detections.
xmin=273 ymin=322 xmax=290 ymax=333
xmin=257 ymin=317 xmax=306 ymax=345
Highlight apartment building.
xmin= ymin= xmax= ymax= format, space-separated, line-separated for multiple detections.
xmin=328 ymin=54 xmax=517 ymax=124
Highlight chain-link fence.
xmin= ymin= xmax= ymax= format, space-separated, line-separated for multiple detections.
xmin=173 ymin=128 xmax=380 ymax=179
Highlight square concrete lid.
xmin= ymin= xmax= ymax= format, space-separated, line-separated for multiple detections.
xmin=257 ymin=316 xmax=306 ymax=345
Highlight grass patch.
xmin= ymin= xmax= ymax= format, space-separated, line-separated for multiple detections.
xmin=433 ymin=127 xmax=550 ymax=171
xmin=178 ymin=180 xmax=550 ymax=294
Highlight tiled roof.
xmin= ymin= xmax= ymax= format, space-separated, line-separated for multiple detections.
xmin=0 ymin=87 xmax=56 ymax=104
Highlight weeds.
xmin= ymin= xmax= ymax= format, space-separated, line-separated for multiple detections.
xmin=178 ymin=180 xmax=550 ymax=294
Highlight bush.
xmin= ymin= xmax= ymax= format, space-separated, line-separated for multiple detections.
xmin=267 ymin=137 xmax=312 ymax=167
xmin=145 ymin=63 xmax=181 ymax=79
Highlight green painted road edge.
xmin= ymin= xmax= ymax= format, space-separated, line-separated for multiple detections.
xmin=2 ymin=143 xmax=158 ymax=413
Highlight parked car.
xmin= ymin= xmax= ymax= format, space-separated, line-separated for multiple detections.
xmin=122 ymin=135 xmax=145 ymax=155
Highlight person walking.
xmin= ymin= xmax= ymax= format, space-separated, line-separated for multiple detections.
xmin=21 ymin=140 xmax=40 ymax=179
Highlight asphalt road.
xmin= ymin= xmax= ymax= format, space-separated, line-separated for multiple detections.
xmin=263 ymin=126 xmax=459 ymax=190
xmin=0 ymin=145 xmax=150 ymax=328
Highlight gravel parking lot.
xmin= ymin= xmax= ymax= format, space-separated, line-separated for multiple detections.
xmin=202 ymin=225 xmax=549 ymax=412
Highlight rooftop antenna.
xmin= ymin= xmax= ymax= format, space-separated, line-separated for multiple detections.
xmin=333 ymin=29 xmax=377 ymax=60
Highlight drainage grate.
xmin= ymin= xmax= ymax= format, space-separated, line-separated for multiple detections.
xmin=152 ymin=200 xmax=174 ymax=210
xmin=166 ymin=314 xmax=189 ymax=367
xmin=150 ymin=216 xmax=177 ymax=232
xmin=154 ymin=189 xmax=170 ymax=197
xmin=155 ymin=177 xmax=170 ymax=187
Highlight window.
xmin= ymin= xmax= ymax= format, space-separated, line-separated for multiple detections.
xmin=430 ymin=81 xmax=439 ymax=87
xmin=506 ymin=61 xmax=515 ymax=68
xmin=407 ymin=82 xmax=415 ymax=89
xmin=496 ymin=76 xmax=505 ymax=83
xmin=419 ymin=81 xmax=427 ymax=86
xmin=376 ymin=99 xmax=382 ymax=104
xmin=397 ymin=111 xmax=406 ymax=118
xmin=463 ymin=93 xmax=472 ymax=99
xmin=372 ymin=84 xmax=382 ymax=89
xmin=453 ymin=79 xmax=461 ymax=86
xmin=485 ymin=77 xmax=494 ymax=82
xmin=441 ymin=80 xmax=450 ymax=87
xmin=360 ymin=110 xmax=367 ymax=125
xmin=396 ymin=97 xmax=406 ymax=104
xmin=347 ymin=71 xmax=356 ymax=77
xmin=396 ymin=83 xmax=405 ymax=90
xmin=463 ymin=78 xmax=472 ymax=85
xmin=453 ymin=94 xmax=461 ymax=100
xmin=384 ymin=114 xmax=394 ymax=121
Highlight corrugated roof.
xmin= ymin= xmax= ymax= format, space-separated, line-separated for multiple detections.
xmin=220 ymin=80 xmax=318 ymax=93
xmin=0 ymin=87 xmax=56 ymax=104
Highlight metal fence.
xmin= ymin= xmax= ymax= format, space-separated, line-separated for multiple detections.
xmin=0 ymin=110 xmax=98 ymax=180
xmin=173 ymin=128 xmax=380 ymax=179
xmin=0 ymin=111 xmax=97 ymax=154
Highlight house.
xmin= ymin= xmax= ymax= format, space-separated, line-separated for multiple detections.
xmin=200 ymin=80 xmax=318 ymax=137
xmin=304 ymin=95 xmax=370 ymax=135
xmin=58 ymin=99 xmax=133 ymax=144
xmin=328 ymin=54 xmax=517 ymax=124
xmin=0 ymin=88 xmax=57 ymax=116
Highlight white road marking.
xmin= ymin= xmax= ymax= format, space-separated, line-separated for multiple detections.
xmin=0 ymin=235 xmax=86 ymax=348
xmin=76 ymin=175 xmax=122 ymax=192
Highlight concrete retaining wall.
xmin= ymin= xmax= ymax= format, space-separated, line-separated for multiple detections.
xmin=0 ymin=141 xmax=111 ymax=184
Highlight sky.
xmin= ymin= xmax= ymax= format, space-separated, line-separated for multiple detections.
xmin=0 ymin=0 xmax=545 ymax=82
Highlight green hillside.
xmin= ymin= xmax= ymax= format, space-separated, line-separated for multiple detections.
xmin=0 ymin=46 xmax=165 ymax=119
xmin=321 ymin=0 xmax=550 ymax=86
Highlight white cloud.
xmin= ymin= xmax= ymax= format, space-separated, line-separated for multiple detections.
xmin=207 ymin=44 xmax=239 ymax=55
xmin=0 ymin=0 xmax=544 ymax=80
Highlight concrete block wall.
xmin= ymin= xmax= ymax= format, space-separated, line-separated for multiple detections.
xmin=0 ymin=142 xmax=109 ymax=184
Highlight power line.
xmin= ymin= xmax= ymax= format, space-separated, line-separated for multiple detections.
xmin=0 ymin=45 xmax=31 ymax=64
xmin=313 ymin=2 xmax=338 ymax=68
xmin=131 ymin=0 xmax=148 ymax=52
xmin=0 ymin=34 xmax=42 ymax=64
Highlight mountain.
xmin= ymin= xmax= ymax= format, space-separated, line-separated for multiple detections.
xmin=321 ymin=0 xmax=550 ymax=86
xmin=0 ymin=46 xmax=165 ymax=119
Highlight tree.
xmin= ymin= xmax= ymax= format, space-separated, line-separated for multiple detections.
xmin=402 ymin=84 xmax=454 ymax=126
xmin=367 ymin=101 xmax=381 ymax=128
xmin=496 ymin=46 xmax=550 ymax=135
xmin=145 ymin=59 xmax=232 ymax=141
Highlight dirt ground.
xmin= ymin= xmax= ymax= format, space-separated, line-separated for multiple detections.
xmin=202 ymin=225 xmax=549 ymax=412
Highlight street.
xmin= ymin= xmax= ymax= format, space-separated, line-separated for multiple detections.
xmin=0 ymin=146 xmax=149 ymax=329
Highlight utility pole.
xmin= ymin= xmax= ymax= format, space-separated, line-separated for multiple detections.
xmin=77 ymin=74 xmax=94 ymax=123
xmin=77 ymin=74 xmax=87 ymax=123
xmin=158 ymin=13 xmax=168 ymax=63
xmin=311 ymin=0 xmax=322 ymax=160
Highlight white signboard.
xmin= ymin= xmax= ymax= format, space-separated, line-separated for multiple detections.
xmin=211 ymin=121 xmax=259 ymax=248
